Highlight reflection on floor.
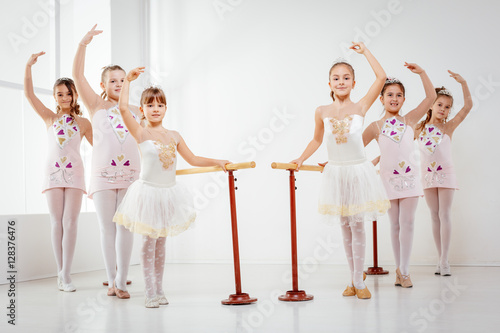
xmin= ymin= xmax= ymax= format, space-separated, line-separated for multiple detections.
xmin=1 ymin=264 xmax=499 ymax=333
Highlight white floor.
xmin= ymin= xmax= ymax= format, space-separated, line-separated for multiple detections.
xmin=1 ymin=264 xmax=499 ymax=333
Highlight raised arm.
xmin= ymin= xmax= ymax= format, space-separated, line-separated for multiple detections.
xmin=176 ymin=134 xmax=231 ymax=171
xmin=72 ymin=24 xmax=103 ymax=114
xmin=353 ymin=42 xmax=386 ymax=114
xmin=446 ymin=71 xmax=473 ymax=132
xmin=118 ymin=67 xmax=145 ymax=142
xmin=79 ymin=118 xmax=93 ymax=146
xmin=24 ymin=52 xmax=56 ymax=125
xmin=404 ymin=62 xmax=437 ymax=126
xmin=290 ymin=107 xmax=324 ymax=170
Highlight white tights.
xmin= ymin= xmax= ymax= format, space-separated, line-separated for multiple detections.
xmin=141 ymin=236 xmax=167 ymax=298
xmin=387 ymin=197 xmax=419 ymax=276
xmin=93 ymin=189 xmax=134 ymax=291
xmin=340 ymin=220 xmax=366 ymax=289
xmin=45 ymin=188 xmax=83 ymax=284
xmin=424 ymin=188 xmax=454 ymax=267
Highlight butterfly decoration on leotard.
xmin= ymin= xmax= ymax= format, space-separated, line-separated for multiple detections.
xmin=50 ymin=156 xmax=74 ymax=184
xmin=419 ymin=124 xmax=443 ymax=154
xmin=101 ymin=154 xmax=136 ymax=183
xmin=424 ymin=161 xmax=446 ymax=187
xmin=154 ymin=139 xmax=177 ymax=170
xmin=330 ymin=116 xmax=353 ymax=144
xmin=389 ymin=160 xmax=415 ymax=191
xmin=381 ymin=116 xmax=406 ymax=143
xmin=53 ymin=114 xmax=79 ymax=149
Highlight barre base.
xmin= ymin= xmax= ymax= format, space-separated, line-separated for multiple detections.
xmin=278 ymin=290 xmax=314 ymax=302
xmin=221 ymin=293 xmax=258 ymax=305
xmin=365 ymin=267 xmax=389 ymax=275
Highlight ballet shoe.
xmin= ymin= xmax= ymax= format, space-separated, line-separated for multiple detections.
xmin=57 ymin=273 xmax=63 ymax=291
xmin=435 ymin=263 xmax=441 ymax=275
xmin=363 ymin=272 xmax=366 ymax=281
xmin=107 ymin=287 xmax=116 ymax=296
xmin=395 ymin=268 xmax=402 ymax=286
xmin=440 ymin=263 xmax=451 ymax=276
xmin=156 ymin=294 xmax=169 ymax=305
xmin=355 ymin=286 xmax=371 ymax=299
xmin=114 ymin=282 xmax=130 ymax=299
xmin=145 ymin=297 xmax=160 ymax=308
xmin=61 ymin=282 xmax=76 ymax=292
xmin=401 ymin=274 xmax=413 ymax=288
xmin=342 ymin=285 xmax=356 ymax=297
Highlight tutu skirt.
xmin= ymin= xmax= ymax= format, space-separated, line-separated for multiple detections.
xmin=113 ymin=179 xmax=196 ymax=238
xmin=318 ymin=160 xmax=390 ymax=226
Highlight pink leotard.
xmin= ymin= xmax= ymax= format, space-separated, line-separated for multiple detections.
xmin=418 ymin=124 xmax=458 ymax=190
xmin=88 ymin=105 xmax=140 ymax=198
xmin=378 ymin=117 xmax=423 ymax=200
xmin=42 ymin=114 xmax=86 ymax=193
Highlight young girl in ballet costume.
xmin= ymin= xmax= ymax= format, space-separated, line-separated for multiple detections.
xmin=291 ymin=42 xmax=390 ymax=299
xmin=24 ymin=51 xmax=92 ymax=292
xmin=113 ymin=67 xmax=230 ymax=308
xmin=362 ymin=63 xmax=436 ymax=288
xmin=415 ymin=71 xmax=472 ymax=276
xmin=73 ymin=25 xmax=140 ymax=298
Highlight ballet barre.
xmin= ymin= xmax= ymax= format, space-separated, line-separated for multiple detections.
xmin=271 ymin=162 xmax=320 ymax=301
xmin=177 ymin=161 xmax=257 ymax=305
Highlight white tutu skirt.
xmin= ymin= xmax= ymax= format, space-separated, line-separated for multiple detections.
xmin=318 ymin=161 xmax=390 ymax=226
xmin=113 ymin=179 xmax=196 ymax=238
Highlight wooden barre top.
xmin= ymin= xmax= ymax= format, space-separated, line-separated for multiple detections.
xmin=176 ymin=161 xmax=256 ymax=175
xmin=271 ymin=162 xmax=324 ymax=172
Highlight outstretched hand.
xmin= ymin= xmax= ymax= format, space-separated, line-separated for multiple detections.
xmin=80 ymin=24 xmax=103 ymax=46
xmin=404 ymin=62 xmax=424 ymax=74
xmin=126 ymin=67 xmax=145 ymax=82
xmin=218 ymin=160 xmax=232 ymax=172
xmin=350 ymin=41 xmax=367 ymax=54
xmin=289 ymin=158 xmax=304 ymax=171
xmin=448 ymin=70 xmax=466 ymax=84
xmin=27 ymin=51 xmax=45 ymax=66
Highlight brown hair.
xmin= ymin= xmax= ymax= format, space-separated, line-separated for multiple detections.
xmin=53 ymin=77 xmax=81 ymax=117
xmin=381 ymin=79 xmax=405 ymax=97
xmin=140 ymin=86 xmax=167 ymax=121
xmin=417 ymin=86 xmax=454 ymax=131
xmin=100 ymin=65 xmax=126 ymax=99
xmin=328 ymin=62 xmax=355 ymax=101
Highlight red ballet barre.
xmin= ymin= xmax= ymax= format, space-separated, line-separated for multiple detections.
xmin=365 ymin=220 xmax=389 ymax=275
xmin=177 ymin=161 xmax=258 ymax=305
xmin=271 ymin=162 xmax=323 ymax=301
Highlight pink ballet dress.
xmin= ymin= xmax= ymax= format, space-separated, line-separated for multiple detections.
xmin=418 ymin=124 xmax=458 ymax=190
xmin=113 ymin=139 xmax=196 ymax=238
xmin=42 ymin=114 xmax=86 ymax=193
xmin=88 ymin=105 xmax=141 ymax=198
xmin=318 ymin=114 xmax=390 ymax=225
xmin=378 ymin=117 xmax=423 ymax=200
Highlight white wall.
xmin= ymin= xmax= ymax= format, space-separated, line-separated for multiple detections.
xmin=1 ymin=0 xmax=499 ymax=284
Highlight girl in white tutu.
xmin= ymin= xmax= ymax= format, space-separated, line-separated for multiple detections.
xmin=113 ymin=67 xmax=230 ymax=308
xmin=291 ymin=42 xmax=390 ymax=299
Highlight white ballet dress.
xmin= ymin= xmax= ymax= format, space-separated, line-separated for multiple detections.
xmin=113 ymin=139 xmax=196 ymax=238
xmin=318 ymin=114 xmax=390 ymax=225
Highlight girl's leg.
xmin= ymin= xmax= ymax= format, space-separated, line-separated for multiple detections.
xmin=93 ymin=190 xmax=118 ymax=286
xmin=387 ymin=200 xmax=401 ymax=269
xmin=141 ymin=236 xmax=157 ymax=299
xmin=398 ymin=197 xmax=419 ymax=276
xmin=351 ymin=223 xmax=366 ymax=290
xmin=45 ymin=188 xmax=65 ymax=275
xmin=60 ymin=188 xmax=83 ymax=284
xmin=154 ymin=237 xmax=167 ymax=296
xmin=424 ymin=188 xmax=441 ymax=260
xmin=437 ymin=188 xmax=455 ymax=269
xmin=115 ymin=188 xmax=134 ymax=291
xmin=340 ymin=221 xmax=354 ymax=286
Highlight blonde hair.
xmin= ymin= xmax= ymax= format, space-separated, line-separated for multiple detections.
xmin=53 ymin=77 xmax=81 ymax=117
xmin=100 ymin=65 xmax=125 ymax=99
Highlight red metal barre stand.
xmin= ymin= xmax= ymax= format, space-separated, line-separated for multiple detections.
xmin=176 ymin=162 xmax=257 ymax=305
xmin=365 ymin=220 xmax=389 ymax=275
xmin=272 ymin=163 xmax=320 ymax=302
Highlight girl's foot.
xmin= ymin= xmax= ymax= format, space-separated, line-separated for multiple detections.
xmin=156 ymin=293 xmax=169 ymax=305
xmin=145 ymin=297 xmax=159 ymax=308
